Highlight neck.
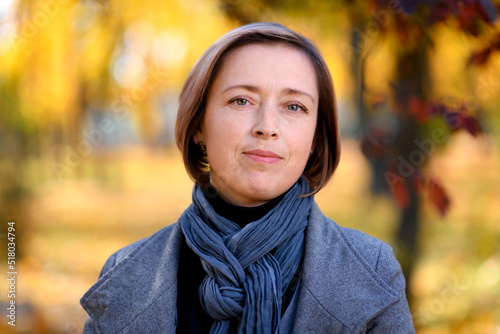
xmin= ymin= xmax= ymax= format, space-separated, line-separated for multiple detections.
xmin=201 ymin=186 xmax=288 ymax=228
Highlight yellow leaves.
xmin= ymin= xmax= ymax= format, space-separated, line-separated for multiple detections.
xmin=10 ymin=0 xmax=77 ymax=128
xmin=475 ymin=256 xmax=500 ymax=290
xmin=2 ymin=0 xmax=236 ymax=139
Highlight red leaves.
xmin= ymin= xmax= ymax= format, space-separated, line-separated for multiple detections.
xmin=427 ymin=178 xmax=450 ymax=216
xmin=405 ymin=96 xmax=483 ymax=137
xmin=408 ymin=95 xmax=432 ymax=123
xmin=435 ymin=0 xmax=498 ymax=35
xmin=365 ymin=92 xmax=481 ymax=217
xmin=385 ymin=168 xmax=450 ymax=216
xmin=468 ymin=47 xmax=493 ymax=66
xmin=389 ymin=172 xmax=411 ymax=208
xmin=437 ymin=103 xmax=483 ymax=137
xmin=477 ymin=0 xmax=499 ymax=24
xmin=468 ymin=33 xmax=500 ymax=66
xmin=370 ymin=0 xmax=499 ymax=34
xmin=358 ymin=0 xmax=493 ymax=219
xmin=457 ymin=1 xmax=483 ymax=35
xmin=460 ymin=113 xmax=483 ymax=136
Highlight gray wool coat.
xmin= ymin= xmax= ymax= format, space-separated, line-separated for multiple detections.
xmin=80 ymin=202 xmax=415 ymax=333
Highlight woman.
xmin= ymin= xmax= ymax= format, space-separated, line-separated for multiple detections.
xmin=81 ymin=22 xmax=415 ymax=333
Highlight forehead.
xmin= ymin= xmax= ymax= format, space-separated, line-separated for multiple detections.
xmin=211 ymin=42 xmax=318 ymax=93
xmin=222 ymin=42 xmax=312 ymax=71
xmin=227 ymin=41 xmax=309 ymax=59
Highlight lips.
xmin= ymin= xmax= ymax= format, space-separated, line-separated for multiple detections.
xmin=243 ymin=150 xmax=283 ymax=164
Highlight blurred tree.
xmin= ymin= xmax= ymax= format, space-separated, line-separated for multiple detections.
xmin=353 ymin=0 xmax=498 ymax=303
xmin=216 ymin=0 xmax=500 ymax=308
xmin=0 ymin=0 xmax=122 ymax=259
xmin=1 ymin=1 xmax=233 ymax=331
xmin=0 ymin=0 xmax=231 ymax=258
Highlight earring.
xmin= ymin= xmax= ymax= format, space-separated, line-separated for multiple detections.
xmin=197 ymin=141 xmax=207 ymax=156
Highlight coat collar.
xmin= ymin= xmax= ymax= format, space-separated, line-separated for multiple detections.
xmin=292 ymin=202 xmax=400 ymax=333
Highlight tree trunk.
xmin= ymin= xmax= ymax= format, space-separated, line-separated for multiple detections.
xmin=393 ymin=42 xmax=430 ymax=304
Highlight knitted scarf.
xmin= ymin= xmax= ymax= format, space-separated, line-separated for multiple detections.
xmin=180 ymin=177 xmax=313 ymax=333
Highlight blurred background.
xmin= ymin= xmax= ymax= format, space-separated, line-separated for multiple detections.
xmin=0 ymin=0 xmax=499 ymax=333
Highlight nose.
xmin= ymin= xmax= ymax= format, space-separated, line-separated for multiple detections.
xmin=252 ymin=104 xmax=279 ymax=139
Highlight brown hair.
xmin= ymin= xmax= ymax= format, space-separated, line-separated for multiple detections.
xmin=175 ymin=22 xmax=340 ymax=195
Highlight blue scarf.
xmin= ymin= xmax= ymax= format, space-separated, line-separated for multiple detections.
xmin=180 ymin=177 xmax=313 ymax=333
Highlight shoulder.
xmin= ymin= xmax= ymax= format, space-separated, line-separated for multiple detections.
xmin=81 ymin=222 xmax=182 ymax=333
xmin=304 ymin=202 xmax=407 ymax=302
xmin=296 ymin=203 xmax=414 ymax=332
xmin=318 ymin=205 xmax=405 ymax=291
xmin=308 ymin=203 xmax=398 ymax=277
xmin=318 ymin=218 xmax=415 ymax=332
xmin=330 ymin=219 xmax=399 ymax=276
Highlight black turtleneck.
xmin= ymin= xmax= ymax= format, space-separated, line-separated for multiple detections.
xmin=176 ymin=186 xmax=296 ymax=334
xmin=200 ymin=186 xmax=287 ymax=227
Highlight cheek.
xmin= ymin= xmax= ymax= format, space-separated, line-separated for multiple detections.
xmin=292 ymin=122 xmax=316 ymax=157
xmin=204 ymin=116 xmax=244 ymax=166
xmin=206 ymin=120 xmax=241 ymax=151
xmin=205 ymin=110 xmax=249 ymax=145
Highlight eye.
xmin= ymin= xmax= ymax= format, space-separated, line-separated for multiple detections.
xmin=230 ymin=98 xmax=249 ymax=106
xmin=287 ymin=103 xmax=307 ymax=112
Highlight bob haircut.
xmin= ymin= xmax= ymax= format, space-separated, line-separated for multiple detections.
xmin=175 ymin=22 xmax=340 ymax=195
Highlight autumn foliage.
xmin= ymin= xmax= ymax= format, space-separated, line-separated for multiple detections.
xmin=360 ymin=0 xmax=499 ymax=215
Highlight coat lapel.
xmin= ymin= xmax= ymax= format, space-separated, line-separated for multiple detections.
xmin=292 ymin=203 xmax=400 ymax=333
xmin=80 ymin=223 xmax=183 ymax=333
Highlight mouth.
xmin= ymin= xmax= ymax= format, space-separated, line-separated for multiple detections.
xmin=243 ymin=150 xmax=283 ymax=164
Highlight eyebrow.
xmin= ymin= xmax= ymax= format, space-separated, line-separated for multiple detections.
xmin=222 ymin=85 xmax=316 ymax=104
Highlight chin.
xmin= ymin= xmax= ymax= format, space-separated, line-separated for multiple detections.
xmin=244 ymin=179 xmax=288 ymax=201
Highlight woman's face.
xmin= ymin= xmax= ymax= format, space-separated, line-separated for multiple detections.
xmin=196 ymin=43 xmax=319 ymax=207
